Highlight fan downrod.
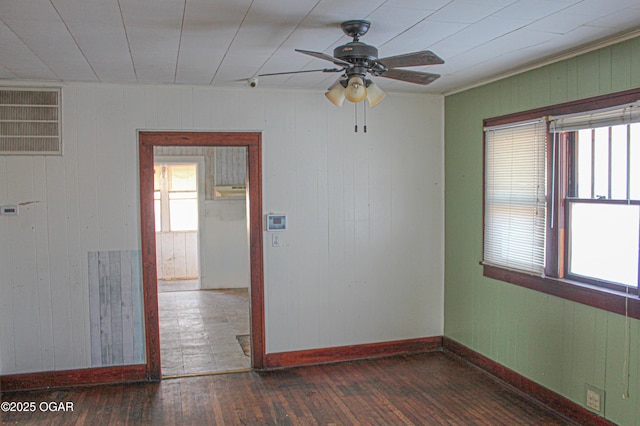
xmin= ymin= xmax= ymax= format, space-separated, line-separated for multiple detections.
xmin=341 ymin=20 xmax=370 ymax=40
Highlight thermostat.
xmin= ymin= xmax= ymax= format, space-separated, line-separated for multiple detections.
xmin=0 ymin=205 xmax=19 ymax=216
xmin=266 ymin=214 xmax=287 ymax=231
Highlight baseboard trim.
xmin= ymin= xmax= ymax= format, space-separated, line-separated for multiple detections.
xmin=263 ymin=336 xmax=443 ymax=369
xmin=442 ymin=337 xmax=615 ymax=426
xmin=0 ymin=336 xmax=615 ymax=426
xmin=1 ymin=364 xmax=148 ymax=393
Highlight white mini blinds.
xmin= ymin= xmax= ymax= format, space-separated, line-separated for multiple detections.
xmin=483 ymin=118 xmax=547 ymax=275
xmin=549 ymin=102 xmax=640 ymax=132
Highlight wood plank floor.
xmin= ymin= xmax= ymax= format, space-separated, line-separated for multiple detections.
xmin=1 ymin=351 xmax=575 ymax=425
xmin=159 ymin=288 xmax=250 ymax=377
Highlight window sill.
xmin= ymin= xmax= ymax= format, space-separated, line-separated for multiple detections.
xmin=483 ymin=264 xmax=640 ymax=320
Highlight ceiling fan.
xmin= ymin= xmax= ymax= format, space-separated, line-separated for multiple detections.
xmin=258 ymin=20 xmax=444 ymax=107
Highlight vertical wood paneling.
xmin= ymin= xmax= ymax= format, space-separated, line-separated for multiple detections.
xmin=173 ymin=232 xmax=187 ymax=278
xmin=263 ymin=95 xmax=290 ymax=352
xmin=631 ymin=41 xmax=640 ymax=88
xmin=108 ymin=251 xmax=124 ymax=365
xmin=88 ymin=250 xmax=144 ymax=367
xmin=32 ymin=157 xmax=54 ymax=371
xmin=144 ymin=86 xmax=159 ymax=129
xmin=368 ymin=104 xmax=394 ymax=341
xmin=160 ymin=233 xmax=174 ymax=278
xmin=282 ymin=93 xmax=301 ymax=349
xmin=157 ymin=87 xmax=182 ymax=129
xmin=192 ymin=88 xmax=213 ymax=129
xmin=3 ymin=80 xmax=444 ymax=375
xmin=445 ymin=36 xmax=640 ymax=424
xmin=62 ymin=86 xmax=89 ymax=367
xmin=576 ymin=52 xmax=600 ymax=99
xmin=599 ymin=48 xmax=613 ymax=94
xmin=98 ymin=251 xmax=112 ymax=363
xmin=547 ymin=61 xmax=568 ymax=107
xmin=131 ymin=250 xmax=144 ymax=363
xmin=566 ymin=57 xmax=579 ymax=100
xmin=88 ymin=251 xmax=102 ymax=366
xmin=123 ymin=86 xmax=147 ymax=251
xmin=155 ymin=231 xmax=199 ymax=280
xmin=237 ymin=91 xmax=266 ymax=131
xmin=560 ymin=301 xmax=576 ymax=397
xmin=8 ymin=157 xmax=41 ymax=373
xmin=0 ymin=156 xmax=14 ymax=373
xmin=76 ymin=85 xmax=99 ymax=369
xmin=314 ymin=96 xmax=331 ymax=345
xmin=221 ymin=89 xmax=240 ymax=129
xmin=185 ymin=232 xmax=198 ymax=278
xmin=295 ymin=94 xmax=321 ymax=349
xmin=211 ymin=90 xmax=224 ymax=129
xmin=214 ymin=147 xmax=246 ymax=186
xmin=529 ymin=66 xmax=550 ymax=108
xmin=96 ymin=87 xmax=127 ymax=249
xmin=120 ymin=251 xmax=134 ymax=364
xmin=603 ymin=311 xmax=628 ymax=424
xmin=610 ymin=42 xmax=632 ymax=93
xmin=180 ymin=87 xmax=193 ymax=128
xmin=326 ymin=102 xmax=347 ymax=348
xmin=46 ymin=155 xmax=74 ymax=369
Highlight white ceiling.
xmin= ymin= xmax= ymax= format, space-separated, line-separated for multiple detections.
xmin=1 ymin=0 xmax=640 ymax=94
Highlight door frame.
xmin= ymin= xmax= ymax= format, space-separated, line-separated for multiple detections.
xmin=139 ymin=131 xmax=264 ymax=379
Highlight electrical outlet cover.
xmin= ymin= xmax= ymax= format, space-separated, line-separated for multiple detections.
xmin=585 ymin=384 xmax=605 ymax=414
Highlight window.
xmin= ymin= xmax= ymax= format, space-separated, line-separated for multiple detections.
xmin=154 ymin=163 xmax=198 ymax=232
xmin=563 ymin=124 xmax=640 ymax=288
xmin=484 ymin=119 xmax=547 ymax=275
xmin=483 ymin=88 xmax=640 ymax=316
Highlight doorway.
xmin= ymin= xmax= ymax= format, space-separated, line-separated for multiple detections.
xmin=153 ymin=152 xmax=251 ymax=376
xmin=139 ymin=132 xmax=265 ymax=380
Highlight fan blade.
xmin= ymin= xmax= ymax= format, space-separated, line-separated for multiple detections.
xmin=295 ymin=49 xmax=352 ymax=67
xmin=377 ymin=51 xmax=444 ymax=68
xmin=380 ymin=69 xmax=440 ymax=85
xmin=259 ymin=68 xmax=342 ymax=77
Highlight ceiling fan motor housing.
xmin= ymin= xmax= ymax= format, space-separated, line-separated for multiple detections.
xmin=334 ymin=42 xmax=378 ymax=63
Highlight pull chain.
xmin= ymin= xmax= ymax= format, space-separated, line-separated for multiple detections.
xmin=364 ymin=101 xmax=367 ymax=133
xmin=354 ymin=102 xmax=358 ymax=132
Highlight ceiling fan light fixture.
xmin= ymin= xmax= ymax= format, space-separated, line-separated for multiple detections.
xmin=344 ymin=76 xmax=367 ymax=103
xmin=325 ymin=80 xmax=346 ymax=107
xmin=366 ymin=82 xmax=386 ymax=107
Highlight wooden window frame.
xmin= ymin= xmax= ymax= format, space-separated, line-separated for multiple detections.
xmin=483 ymin=88 xmax=640 ymax=320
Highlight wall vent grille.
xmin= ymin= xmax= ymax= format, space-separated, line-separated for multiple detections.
xmin=0 ymin=87 xmax=62 ymax=155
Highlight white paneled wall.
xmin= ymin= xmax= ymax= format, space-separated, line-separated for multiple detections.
xmin=201 ymin=199 xmax=250 ymax=289
xmin=0 ymin=82 xmax=444 ymax=374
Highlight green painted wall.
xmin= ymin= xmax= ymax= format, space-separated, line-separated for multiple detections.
xmin=444 ymin=37 xmax=640 ymax=425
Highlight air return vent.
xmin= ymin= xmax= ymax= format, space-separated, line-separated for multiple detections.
xmin=0 ymin=87 xmax=62 ymax=155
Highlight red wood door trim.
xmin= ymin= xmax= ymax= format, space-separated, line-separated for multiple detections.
xmin=138 ymin=131 xmax=264 ymax=379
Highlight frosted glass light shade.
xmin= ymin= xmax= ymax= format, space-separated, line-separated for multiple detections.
xmin=325 ymin=81 xmax=345 ymax=107
xmin=366 ymin=82 xmax=386 ymax=107
xmin=344 ymin=76 xmax=367 ymax=103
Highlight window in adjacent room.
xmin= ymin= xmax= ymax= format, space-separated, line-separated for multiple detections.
xmin=153 ymin=163 xmax=199 ymax=232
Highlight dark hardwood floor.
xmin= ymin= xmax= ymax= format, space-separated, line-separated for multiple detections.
xmin=1 ymin=351 xmax=575 ymax=425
